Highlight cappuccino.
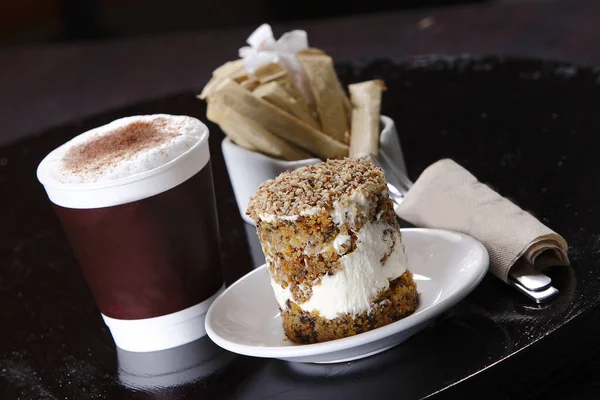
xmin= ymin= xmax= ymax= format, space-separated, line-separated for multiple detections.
xmin=37 ymin=114 xmax=224 ymax=352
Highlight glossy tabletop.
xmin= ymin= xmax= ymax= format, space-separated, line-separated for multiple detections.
xmin=2 ymin=56 xmax=600 ymax=399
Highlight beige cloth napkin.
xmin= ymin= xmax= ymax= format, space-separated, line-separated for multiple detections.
xmin=396 ymin=159 xmax=570 ymax=282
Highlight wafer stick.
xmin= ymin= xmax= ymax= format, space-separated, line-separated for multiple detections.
xmin=348 ymin=80 xmax=386 ymax=159
xmin=220 ymin=114 xmax=312 ymax=161
xmin=214 ymin=59 xmax=245 ymax=77
xmin=297 ymin=54 xmax=349 ymax=143
xmin=207 ymin=100 xmax=312 ymax=161
xmin=297 ymin=47 xmax=326 ymax=56
xmin=199 ymin=59 xmax=247 ymax=100
xmin=253 ymin=63 xmax=288 ymax=84
xmin=240 ymin=78 xmax=260 ymax=91
xmin=212 ymin=79 xmax=348 ymax=159
xmin=253 ymin=81 xmax=320 ymax=129
xmin=273 ymin=76 xmax=318 ymax=122
xmin=253 ymin=63 xmax=319 ymax=126
xmin=206 ymin=101 xmax=256 ymax=151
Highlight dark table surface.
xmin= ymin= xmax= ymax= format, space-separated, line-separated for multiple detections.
xmin=3 ymin=1 xmax=600 ymax=399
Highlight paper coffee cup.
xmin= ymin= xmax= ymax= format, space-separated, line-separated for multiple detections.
xmin=37 ymin=114 xmax=224 ymax=352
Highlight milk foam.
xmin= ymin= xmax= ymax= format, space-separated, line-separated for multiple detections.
xmin=39 ymin=115 xmax=204 ymax=185
xmin=37 ymin=114 xmax=210 ymax=209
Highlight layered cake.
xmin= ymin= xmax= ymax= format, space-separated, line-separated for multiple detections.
xmin=247 ymin=158 xmax=418 ymax=344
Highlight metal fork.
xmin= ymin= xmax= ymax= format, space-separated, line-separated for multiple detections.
xmin=369 ymin=149 xmax=412 ymax=205
xmin=370 ymin=150 xmax=559 ymax=304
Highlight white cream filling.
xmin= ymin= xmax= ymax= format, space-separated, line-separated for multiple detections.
xmin=259 ymin=206 xmax=323 ymax=223
xmin=270 ymin=218 xmax=408 ymax=319
xmin=258 ymin=213 xmax=299 ymax=223
xmin=330 ymin=191 xmax=370 ymax=227
xmin=332 ymin=233 xmax=351 ymax=255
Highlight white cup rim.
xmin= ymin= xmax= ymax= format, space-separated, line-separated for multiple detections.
xmin=36 ymin=116 xmax=210 ymax=192
xmin=36 ymin=115 xmax=211 ymax=209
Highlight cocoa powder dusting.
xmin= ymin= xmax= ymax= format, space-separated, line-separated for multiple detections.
xmin=62 ymin=118 xmax=179 ymax=179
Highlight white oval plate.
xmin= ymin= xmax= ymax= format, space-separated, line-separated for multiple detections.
xmin=205 ymin=228 xmax=489 ymax=363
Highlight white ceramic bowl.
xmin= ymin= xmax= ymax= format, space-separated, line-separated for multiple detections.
xmin=221 ymin=115 xmax=406 ymax=225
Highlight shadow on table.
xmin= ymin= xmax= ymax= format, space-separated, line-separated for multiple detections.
xmin=232 ymin=312 xmax=511 ymax=399
xmin=116 ymin=335 xmax=236 ymax=395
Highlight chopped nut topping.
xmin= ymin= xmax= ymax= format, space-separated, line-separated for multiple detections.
xmin=246 ymin=158 xmax=386 ymax=221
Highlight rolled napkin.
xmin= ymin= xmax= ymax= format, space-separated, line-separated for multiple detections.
xmin=396 ymin=159 xmax=570 ymax=282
